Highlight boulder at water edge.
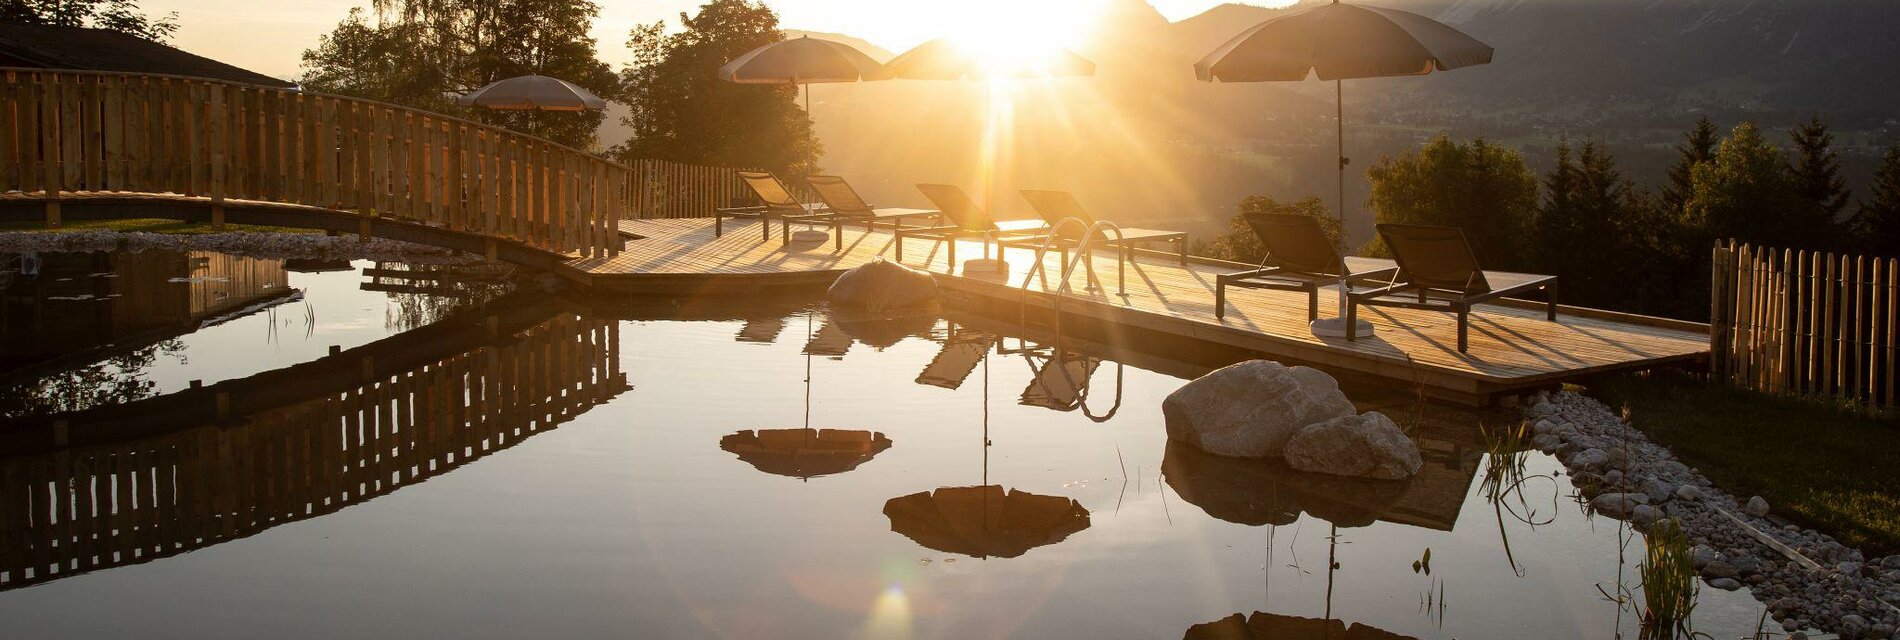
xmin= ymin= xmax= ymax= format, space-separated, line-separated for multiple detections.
xmin=827 ymin=259 xmax=938 ymax=312
xmin=1283 ymin=412 xmax=1423 ymax=480
xmin=1162 ymin=360 xmax=1356 ymax=458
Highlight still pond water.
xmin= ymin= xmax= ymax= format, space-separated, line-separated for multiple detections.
xmin=0 ymin=250 xmax=1766 ymax=639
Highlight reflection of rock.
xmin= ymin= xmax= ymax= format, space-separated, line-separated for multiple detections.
xmin=720 ymin=428 xmax=892 ymax=480
xmin=1163 ymin=360 xmax=1354 ymax=459
xmin=1284 ymin=412 xmax=1422 ymax=480
xmin=827 ymin=259 xmax=937 ymax=312
xmin=1184 ymin=611 xmax=1418 ymax=640
xmin=1162 ymin=441 xmax=1406 ymax=528
xmin=828 ymin=306 xmax=937 ymax=349
xmin=883 ymin=485 xmax=1090 ymax=559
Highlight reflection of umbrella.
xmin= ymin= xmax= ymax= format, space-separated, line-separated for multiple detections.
xmin=882 ymin=38 xmax=1095 ymax=222
xmin=1185 ymin=611 xmax=1420 ymax=640
xmin=1196 ymin=1 xmax=1493 ymax=339
xmin=883 ymin=485 xmax=1090 ymax=559
xmin=456 ymin=75 xmax=608 ymax=111
xmin=720 ymin=428 xmax=892 ymax=480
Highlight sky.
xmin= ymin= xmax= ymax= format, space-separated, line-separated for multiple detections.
xmin=140 ymin=0 xmax=1277 ymax=80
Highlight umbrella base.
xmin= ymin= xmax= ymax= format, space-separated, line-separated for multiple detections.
xmin=790 ymin=229 xmax=832 ymax=244
xmin=1310 ymin=317 xmax=1374 ymax=339
xmin=961 ymin=258 xmax=1008 ymax=277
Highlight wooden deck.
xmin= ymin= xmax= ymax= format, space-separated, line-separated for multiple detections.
xmin=570 ymin=218 xmax=1710 ymax=405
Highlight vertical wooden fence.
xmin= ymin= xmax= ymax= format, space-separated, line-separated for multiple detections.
xmin=0 ymin=68 xmax=624 ymax=258
xmin=1710 ymin=241 xmax=1897 ymax=410
xmin=626 ymin=158 xmax=765 ymax=219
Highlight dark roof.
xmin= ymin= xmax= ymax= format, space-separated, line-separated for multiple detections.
xmin=0 ymin=22 xmax=296 ymax=88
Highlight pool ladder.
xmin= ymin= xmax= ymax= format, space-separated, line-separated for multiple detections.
xmin=1016 ymin=217 xmax=1128 ymax=328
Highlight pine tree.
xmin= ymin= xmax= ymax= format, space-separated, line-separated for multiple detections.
xmin=1661 ymin=117 xmax=1719 ymax=215
xmin=1852 ymin=144 xmax=1900 ymax=257
xmin=1788 ymin=114 xmax=1851 ymax=222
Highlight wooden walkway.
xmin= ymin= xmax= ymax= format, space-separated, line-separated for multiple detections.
xmin=572 ymin=218 xmax=1710 ymax=404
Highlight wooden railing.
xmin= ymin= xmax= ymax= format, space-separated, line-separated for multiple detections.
xmin=0 ymin=68 xmax=624 ymax=258
xmin=0 ymin=309 xmax=625 ymax=590
xmin=1710 ymin=241 xmax=1896 ymax=409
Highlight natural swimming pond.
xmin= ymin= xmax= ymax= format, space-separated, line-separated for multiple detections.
xmin=0 ymin=250 xmax=1769 ymax=639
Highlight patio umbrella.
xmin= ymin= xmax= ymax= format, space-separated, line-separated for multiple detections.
xmin=1196 ymin=0 xmax=1493 ymax=338
xmin=882 ymin=38 xmax=1096 ymax=272
xmin=456 ymin=75 xmax=608 ymax=111
xmin=720 ymin=34 xmax=886 ymax=117
xmin=720 ymin=428 xmax=893 ymax=480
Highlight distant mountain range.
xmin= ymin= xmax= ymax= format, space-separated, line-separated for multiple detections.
xmin=1159 ymin=0 xmax=1900 ymax=120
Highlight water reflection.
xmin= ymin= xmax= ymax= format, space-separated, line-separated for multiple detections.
xmin=720 ymin=429 xmax=893 ymax=480
xmin=1184 ymin=611 xmax=1419 ymax=640
xmin=1 ymin=250 xmax=294 ymax=417
xmin=0 ymin=296 xmax=626 ymax=592
xmin=883 ymin=485 xmax=1091 ymax=560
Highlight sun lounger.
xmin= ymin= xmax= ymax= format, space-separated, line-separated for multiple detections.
xmin=804 ymin=175 xmax=942 ymax=251
xmin=1214 ymin=212 xmax=1401 ymax=322
xmin=1346 ymin=223 xmax=1559 ymax=353
xmin=895 ymin=184 xmax=1046 ymax=267
xmin=1011 ymin=190 xmax=1188 ymax=265
xmin=718 ymin=171 xmax=830 ymax=244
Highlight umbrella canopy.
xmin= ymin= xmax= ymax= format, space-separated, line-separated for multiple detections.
xmin=883 ymin=37 xmax=1096 ymax=80
xmin=721 ymin=428 xmax=892 ymax=480
xmin=719 ymin=35 xmax=886 ymax=85
xmin=456 ymin=75 xmax=607 ymax=111
xmin=883 ymin=485 xmax=1091 ymax=559
xmin=1194 ymin=1 xmax=1492 ymax=339
xmin=1194 ymin=2 xmax=1493 ymax=82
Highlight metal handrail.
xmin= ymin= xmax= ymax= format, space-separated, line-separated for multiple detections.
xmin=1015 ymin=218 xmax=1130 ymax=329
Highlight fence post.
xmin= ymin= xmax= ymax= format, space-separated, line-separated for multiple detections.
xmin=208 ymin=83 xmax=226 ymax=228
xmin=41 ymin=73 xmax=61 ymax=226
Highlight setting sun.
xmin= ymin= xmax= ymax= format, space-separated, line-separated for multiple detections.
xmin=928 ymin=0 xmax=1102 ymax=75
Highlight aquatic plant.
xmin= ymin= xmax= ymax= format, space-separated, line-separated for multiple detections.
xmin=1479 ymin=421 xmax=1557 ymax=577
xmin=1636 ymin=518 xmax=1707 ymax=640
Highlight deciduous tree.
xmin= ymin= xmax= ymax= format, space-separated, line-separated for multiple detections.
xmin=0 ymin=0 xmax=177 ymax=40
xmin=300 ymin=0 xmax=619 ymax=150
xmin=613 ymin=0 xmax=818 ymax=175
xmin=1364 ymin=135 xmax=1539 ymax=269
xmin=1197 ymin=195 xmax=1338 ymax=264
xmin=1661 ymin=116 xmax=1719 ymax=215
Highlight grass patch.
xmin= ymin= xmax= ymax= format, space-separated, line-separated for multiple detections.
xmin=1588 ymin=370 xmax=1900 ymax=556
xmin=0 ymin=218 xmax=316 ymax=235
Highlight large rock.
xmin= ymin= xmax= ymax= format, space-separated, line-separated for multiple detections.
xmin=827 ymin=259 xmax=937 ymax=312
xmin=1282 ymin=412 xmax=1423 ymax=480
xmin=1162 ymin=360 xmax=1355 ymax=458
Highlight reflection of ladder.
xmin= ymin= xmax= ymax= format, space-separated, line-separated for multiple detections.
xmin=1001 ymin=338 xmax=1123 ymax=422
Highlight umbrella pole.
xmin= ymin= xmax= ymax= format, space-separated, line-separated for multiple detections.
xmin=1310 ymin=79 xmax=1374 ymax=338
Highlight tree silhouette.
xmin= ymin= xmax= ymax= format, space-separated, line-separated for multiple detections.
xmin=300 ymin=0 xmax=620 ymax=150
xmin=613 ymin=0 xmax=818 ymax=176
xmin=1851 ymin=145 xmax=1900 ymax=257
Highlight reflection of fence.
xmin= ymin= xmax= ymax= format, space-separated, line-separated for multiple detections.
xmin=0 ymin=68 xmax=623 ymax=257
xmin=0 ymin=310 xmax=626 ymax=591
xmin=1710 ymin=241 xmax=1896 ymax=409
